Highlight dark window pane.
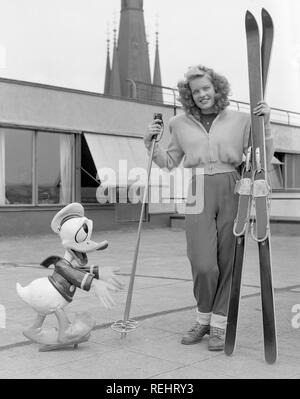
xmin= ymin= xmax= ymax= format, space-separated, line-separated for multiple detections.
xmin=81 ymin=135 xmax=99 ymax=204
xmin=1 ymin=129 xmax=32 ymax=204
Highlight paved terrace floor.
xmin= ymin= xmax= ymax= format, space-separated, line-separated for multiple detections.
xmin=0 ymin=225 xmax=299 ymax=379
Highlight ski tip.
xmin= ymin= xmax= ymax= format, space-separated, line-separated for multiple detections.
xmin=261 ymin=8 xmax=274 ymax=26
xmin=245 ymin=10 xmax=258 ymax=29
xmin=261 ymin=8 xmax=270 ymax=18
xmin=245 ymin=10 xmax=254 ymax=19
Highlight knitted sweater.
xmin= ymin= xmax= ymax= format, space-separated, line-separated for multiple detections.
xmin=151 ymin=109 xmax=274 ymax=175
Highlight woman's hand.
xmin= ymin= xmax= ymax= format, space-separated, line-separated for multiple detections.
xmin=253 ymin=101 xmax=271 ymax=126
xmin=144 ymin=119 xmax=162 ymax=149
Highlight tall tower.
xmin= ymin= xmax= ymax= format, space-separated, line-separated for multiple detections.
xmin=105 ymin=0 xmax=163 ymax=102
xmin=118 ymin=0 xmax=151 ymax=98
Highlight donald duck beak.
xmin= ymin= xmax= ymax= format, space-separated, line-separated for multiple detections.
xmin=66 ymin=239 xmax=109 ymax=266
xmin=67 ymin=239 xmax=109 ymax=253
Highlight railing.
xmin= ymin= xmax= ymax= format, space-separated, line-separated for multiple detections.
xmin=129 ymin=80 xmax=300 ymax=128
xmin=127 ymin=80 xmax=178 ymax=110
xmin=229 ymin=99 xmax=300 ymax=127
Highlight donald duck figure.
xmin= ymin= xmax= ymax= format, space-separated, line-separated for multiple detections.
xmin=16 ymin=203 xmax=123 ymax=351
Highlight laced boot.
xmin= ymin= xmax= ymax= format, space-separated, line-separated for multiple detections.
xmin=181 ymin=322 xmax=210 ymax=345
xmin=208 ymin=326 xmax=225 ymax=351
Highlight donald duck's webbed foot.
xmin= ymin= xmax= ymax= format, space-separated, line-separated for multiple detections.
xmin=38 ymin=333 xmax=91 ymax=352
xmin=38 ymin=309 xmax=93 ymax=351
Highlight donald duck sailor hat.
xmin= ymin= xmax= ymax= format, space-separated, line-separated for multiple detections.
xmin=51 ymin=203 xmax=85 ymax=233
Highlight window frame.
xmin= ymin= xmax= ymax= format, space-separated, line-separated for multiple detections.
xmin=272 ymin=151 xmax=300 ymax=193
xmin=0 ymin=124 xmax=78 ymax=208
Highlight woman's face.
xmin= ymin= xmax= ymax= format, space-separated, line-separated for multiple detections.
xmin=189 ymin=75 xmax=216 ymax=114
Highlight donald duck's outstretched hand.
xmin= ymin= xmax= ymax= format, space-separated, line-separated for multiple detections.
xmin=16 ymin=203 xmax=123 ymax=351
xmin=92 ymin=279 xmax=118 ymax=310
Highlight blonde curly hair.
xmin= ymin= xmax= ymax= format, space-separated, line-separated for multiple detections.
xmin=177 ymin=65 xmax=231 ymax=121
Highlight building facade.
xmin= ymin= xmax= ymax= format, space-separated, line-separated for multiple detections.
xmin=1 ymin=0 xmax=300 ymax=236
xmin=0 ymin=77 xmax=300 ymax=236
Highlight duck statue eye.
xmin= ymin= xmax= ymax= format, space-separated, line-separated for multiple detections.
xmin=75 ymin=224 xmax=89 ymax=243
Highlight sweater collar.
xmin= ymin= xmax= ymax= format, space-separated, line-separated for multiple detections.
xmin=186 ymin=109 xmax=227 ymax=131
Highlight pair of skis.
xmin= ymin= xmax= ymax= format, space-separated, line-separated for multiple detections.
xmin=225 ymin=9 xmax=277 ymax=364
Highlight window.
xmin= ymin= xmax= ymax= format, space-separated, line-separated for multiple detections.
xmin=269 ymin=152 xmax=284 ymax=190
xmin=285 ymin=153 xmax=300 ymax=190
xmin=37 ymin=132 xmax=74 ymax=204
xmin=81 ymin=135 xmax=99 ymax=204
xmin=271 ymin=151 xmax=300 ymax=191
xmin=82 ymin=133 xmax=148 ymax=205
xmin=0 ymin=128 xmax=75 ymax=206
xmin=0 ymin=129 xmax=33 ymax=205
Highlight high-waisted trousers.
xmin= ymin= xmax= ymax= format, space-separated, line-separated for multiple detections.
xmin=185 ymin=171 xmax=239 ymax=323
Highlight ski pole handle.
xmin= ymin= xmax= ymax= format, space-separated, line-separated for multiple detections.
xmin=152 ymin=113 xmax=164 ymax=142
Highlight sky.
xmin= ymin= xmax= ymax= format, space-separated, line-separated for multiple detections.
xmin=0 ymin=0 xmax=299 ymax=113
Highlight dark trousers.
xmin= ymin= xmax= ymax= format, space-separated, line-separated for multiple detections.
xmin=185 ymin=171 xmax=239 ymax=318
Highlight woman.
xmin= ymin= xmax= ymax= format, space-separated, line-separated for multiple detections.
xmin=144 ymin=65 xmax=274 ymax=351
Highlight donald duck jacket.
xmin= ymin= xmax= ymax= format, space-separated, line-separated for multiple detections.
xmin=43 ymin=256 xmax=95 ymax=302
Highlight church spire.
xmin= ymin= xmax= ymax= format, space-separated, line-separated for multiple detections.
xmin=152 ymin=16 xmax=163 ymax=103
xmin=109 ymin=13 xmax=121 ymax=97
xmin=104 ymin=23 xmax=111 ymax=95
xmin=117 ymin=0 xmax=152 ymax=99
xmin=103 ymin=1 xmax=163 ymax=101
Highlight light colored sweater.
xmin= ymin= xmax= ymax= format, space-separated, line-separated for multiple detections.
xmin=150 ymin=109 xmax=274 ymax=175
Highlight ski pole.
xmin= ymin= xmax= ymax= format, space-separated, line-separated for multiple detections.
xmin=111 ymin=113 xmax=164 ymax=339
